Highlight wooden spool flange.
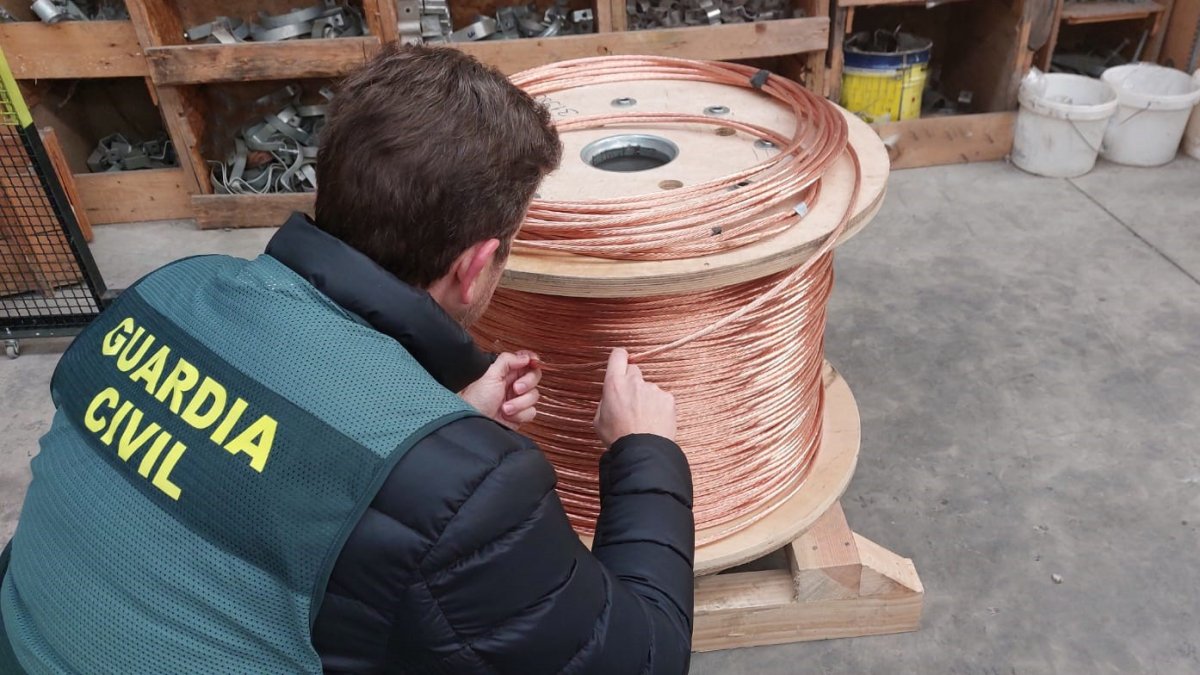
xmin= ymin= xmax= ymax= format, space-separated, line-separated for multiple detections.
xmin=504 ymin=76 xmax=890 ymax=575
xmin=574 ymin=363 xmax=860 ymax=576
xmin=503 ymin=79 xmax=890 ymax=297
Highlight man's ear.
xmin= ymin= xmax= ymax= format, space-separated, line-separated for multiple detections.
xmin=453 ymin=238 xmax=502 ymax=305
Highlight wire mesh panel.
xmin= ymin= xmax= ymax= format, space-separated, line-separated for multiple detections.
xmin=0 ymin=48 xmax=108 ymax=339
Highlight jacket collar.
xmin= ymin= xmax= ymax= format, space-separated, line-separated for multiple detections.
xmin=265 ymin=212 xmax=492 ymax=392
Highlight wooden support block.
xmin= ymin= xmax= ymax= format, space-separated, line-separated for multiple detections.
xmin=790 ymin=502 xmax=861 ymax=601
xmin=192 ymin=193 xmax=314 ymax=229
xmin=74 ymin=168 xmax=192 ymax=225
xmin=146 ymin=38 xmax=379 ymax=85
xmin=875 ymin=112 xmax=1015 ymax=170
xmin=693 ymin=500 xmax=923 ymax=652
xmin=452 ymin=18 xmax=829 ymax=74
xmin=0 ymin=21 xmax=147 ymax=79
xmin=38 ymin=128 xmax=93 ymax=242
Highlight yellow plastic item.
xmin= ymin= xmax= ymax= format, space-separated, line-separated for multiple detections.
xmin=840 ymin=61 xmax=929 ymax=124
xmin=0 ymin=46 xmax=34 ymax=128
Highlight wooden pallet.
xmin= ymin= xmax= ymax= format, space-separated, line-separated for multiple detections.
xmin=694 ymin=501 xmax=923 ymax=651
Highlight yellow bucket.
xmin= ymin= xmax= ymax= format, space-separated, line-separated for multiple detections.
xmin=840 ymin=32 xmax=932 ymax=124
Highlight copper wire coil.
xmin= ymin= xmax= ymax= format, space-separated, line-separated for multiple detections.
xmin=473 ymin=57 xmax=862 ymax=544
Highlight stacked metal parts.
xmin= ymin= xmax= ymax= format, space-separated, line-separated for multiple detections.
xmin=397 ymin=0 xmax=594 ymax=44
xmin=87 ymin=134 xmax=176 ymax=173
xmin=209 ymin=85 xmax=328 ymax=195
xmin=25 ymin=0 xmax=127 ymax=23
xmin=626 ymin=0 xmax=793 ymax=30
xmin=184 ymin=1 xmax=367 ymax=43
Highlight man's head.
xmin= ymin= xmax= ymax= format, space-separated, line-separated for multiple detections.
xmin=316 ymin=45 xmax=562 ymax=325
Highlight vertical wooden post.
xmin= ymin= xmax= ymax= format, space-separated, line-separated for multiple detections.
xmin=609 ymin=0 xmax=630 ymax=32
xmin=828 ymin=6 xmax=851 ymax=102
xmin=38 ymin=127 xmax=93 ymax=242
xmin=142 ymin=86 xmax=207 ymax=194
xmin=806 ymin=0 xmax=830 ymax=96
xmin=361 ymin=0 xmax=391 ymax=39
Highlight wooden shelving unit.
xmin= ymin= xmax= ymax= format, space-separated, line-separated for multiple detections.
xmin=146 ymin=37 xmax=380 ymax=84
xmin=0 ymin=0 xmax=192 ymax=225
xmin=453 ymin=19 xmax=827 ymax=74
xmin=1061 ymin=0 xmax=1165 ymax=24
xmin=1036 ymin=0 xmax=1174 ymax=73
xmin=826 ymin=0 xmax=1034 ymax=169
xmin=0 ymin=0 xmax=831 ymax=227
xmin=0 ymin=21 xmax=147 ymax=78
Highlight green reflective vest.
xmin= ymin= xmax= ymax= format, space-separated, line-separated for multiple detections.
xmin=0 ymin=254 xmax=477 ymax=673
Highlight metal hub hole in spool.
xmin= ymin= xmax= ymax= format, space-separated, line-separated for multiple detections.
xmin=581 ymin=134 xmax=679 ymax=172
xmin=755 ymin=138 xmax=777 ymax=150
xmin=704 ymin=105 xmax=730 ymax=116
xmin=611 ymin=97 xmax=638 ymax=107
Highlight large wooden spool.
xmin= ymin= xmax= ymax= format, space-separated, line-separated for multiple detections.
xmin=503 ymin=76 xmax=891 ymax=575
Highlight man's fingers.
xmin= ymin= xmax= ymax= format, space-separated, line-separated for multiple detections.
xmin=606 ymin=348 xmax=629 ymax=383
xmin=504 ymin=407 xmax=537 ymax=429
xmin=628 ymin=364 xmax=642 ymax=382
xmin=496 ymin=351 xmax=532 ymax=372
xmin=492 ymin=351 xmax=532 ymax=384
xmin=502 ymin=388 xmax=540 ymax=416
xmin=512 ymin=367 xmax=542 ymax=395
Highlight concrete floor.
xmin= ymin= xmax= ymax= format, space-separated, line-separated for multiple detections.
xmin=2 ymin=158 xmax=1199 ymax=673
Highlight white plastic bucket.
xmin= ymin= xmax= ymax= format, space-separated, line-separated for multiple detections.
xmin=1013 ymin=71 xmax=1118 ymax=178
xmin=1100 ymin=64 xmax=1200 ymax=166
xmin=1183 ymin=70 xmax=1200 ymax=160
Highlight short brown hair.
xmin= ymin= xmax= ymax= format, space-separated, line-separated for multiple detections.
xmin=316 ymin=45 xmax=561 ymax=287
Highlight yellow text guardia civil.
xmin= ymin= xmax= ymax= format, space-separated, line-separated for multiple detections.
xmin=81 ymin=317 xmax=278 ymax=500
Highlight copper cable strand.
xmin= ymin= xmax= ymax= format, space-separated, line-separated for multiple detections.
xmin=474 ymin=57 xmax=863 ymax=544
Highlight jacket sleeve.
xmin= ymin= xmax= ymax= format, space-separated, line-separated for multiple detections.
xmin=314 ymin=416 xmax=694 ymax=675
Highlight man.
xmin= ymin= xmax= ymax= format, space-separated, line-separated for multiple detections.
xmin=0 ymin=46 xmax=694 ymax=673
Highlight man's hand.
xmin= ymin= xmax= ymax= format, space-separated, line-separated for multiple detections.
xmin=459 ymin=351 xmax=542 ymax=430
xmin=594 ymin=348 xmax=677 ymax=445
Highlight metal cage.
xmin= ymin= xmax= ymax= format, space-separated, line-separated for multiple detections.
xmin=0 ymin=47 xmax=110 ymax=357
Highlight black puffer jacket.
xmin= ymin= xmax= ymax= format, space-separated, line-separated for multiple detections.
xmin=269 ymin=215 xmax=696 ymax=674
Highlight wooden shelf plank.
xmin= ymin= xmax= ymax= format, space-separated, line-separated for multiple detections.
xmin=452 ymin=17 xmax=830 ymax=75
xmin=838 ymin=0 xmax=974 ymax=8
xmin=0 ymin=21 xmax=147 ymax=79
xmin=838 ymin=0 xmax=929 ymax=7
xmin=192 ymin=193 xmax=313 ymax=229
xmin=1061 ymin=0 xmax=1164 ymax=24
xmin=145 ymin=37 xmax=380 ymax=85
xmin=75 ymin=168 xmax=193 ymax=225
xmin=874 ymin=112 xmax=1015 ymax=170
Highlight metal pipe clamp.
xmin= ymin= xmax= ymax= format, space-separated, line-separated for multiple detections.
xmin=450 ymin=16 xmax=497 ymax=41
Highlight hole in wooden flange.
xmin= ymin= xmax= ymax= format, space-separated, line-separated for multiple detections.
xmin=658 ymin=180 xmax=683 ymax=190
xmin=715 ymin=127 xmax=736 ymax=136
xmin=582 ymin=134 xmax=678 ymax=172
